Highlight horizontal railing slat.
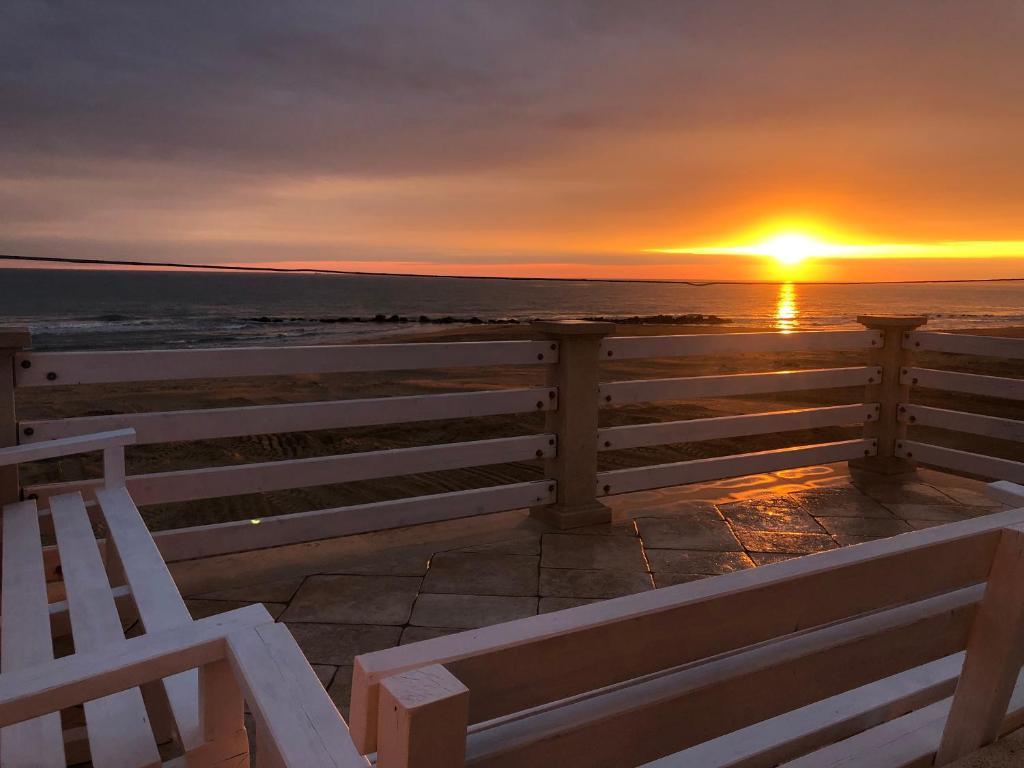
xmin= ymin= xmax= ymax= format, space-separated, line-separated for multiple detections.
xmin=900 ymin=405 xmax=1024 ymax=443
xmin=601 ymin=330 xmax=882 ymax=361
xmin=598 ymin=404 xmax=877 ymax=451
xmin=152 ymin=481 xmax=556 ymax=562
xmin=596 ymin=439 xmax=875 ymax=496
xmin=26 ymin=433 xmax=556 ymax=506
xmin=600 ymin=367 xmax=879 ymax=406
xmin=906 ymin=331 xmax=1024 ymax=359
xmin=15 ymin=340 xmax=558 ymax=387
xmin=904 ymin=367 xmax=1024 ymax=401
xmin=895 ymin=441 xmax=1024 ymax=484
xmin=19 ymin=387 xmax=557 ymax=445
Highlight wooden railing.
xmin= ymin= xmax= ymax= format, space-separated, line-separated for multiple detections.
xmin=1 ymin=316 xmax=1022 ymax=564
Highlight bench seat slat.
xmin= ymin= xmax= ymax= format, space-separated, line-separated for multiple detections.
xmin=1 ymin=500 xmax=65 ymax=767
xmin=97 ymin=487 xmax=201 ymax=750
xmin=50 ymin=492 xmax=160 ymax=768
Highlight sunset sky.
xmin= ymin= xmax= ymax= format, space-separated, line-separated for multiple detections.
xmin=3 ymin=1 xmax=1024 ymax=282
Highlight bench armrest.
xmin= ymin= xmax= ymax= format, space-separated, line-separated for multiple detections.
xmin=0 ymin=429 xmax=136 ymax=489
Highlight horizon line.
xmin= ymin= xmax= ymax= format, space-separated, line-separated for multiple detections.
xmin=3 ymin=252 xmax=1024 ymax=287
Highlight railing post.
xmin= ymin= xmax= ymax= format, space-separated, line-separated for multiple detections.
xmin=530 ymin=320 xmax=615 ymax=529
xmin=850 ymin=315 xmax=927 ymax=476
xmin=0 ymin=328 xmax=30 ymax=505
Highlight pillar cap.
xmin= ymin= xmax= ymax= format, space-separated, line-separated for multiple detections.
xmin=856 ymin=315 xmax=928 ymax=329
xmin=0 ymin=327 xmax=31 ymax=350
xmin=532 ymin=319 xmax=616 ymax=336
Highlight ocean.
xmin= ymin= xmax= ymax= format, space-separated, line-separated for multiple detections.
xmin=2 ymin=268 xmax=1023 ymax=351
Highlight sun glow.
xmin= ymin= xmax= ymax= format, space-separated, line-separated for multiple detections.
xmin=753 ymin=233 xmax=827 ymax=266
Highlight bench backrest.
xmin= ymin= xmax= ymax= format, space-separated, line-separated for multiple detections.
xmin=351 ymin=507 xmax=1024 ymax=766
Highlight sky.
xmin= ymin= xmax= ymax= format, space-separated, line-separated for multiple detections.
xmin=2 ymin=1 xmax=1024 ymax=282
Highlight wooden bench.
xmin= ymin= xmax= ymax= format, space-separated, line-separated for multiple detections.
xmin=0 ymin=429 xmax=342 ymax=766
xmin=351 ymin=506 xmax=1024 ymax=768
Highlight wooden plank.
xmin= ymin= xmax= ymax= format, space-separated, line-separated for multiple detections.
xmin=153 ymin=480 xmax=556 ymax=563
xmin=379 ymin=665 xmax=469 ymax=768
xmin=96 ymin=487 xmax=202 ymax=751
xmin=0 ymin=500 xmax=65 ymax=766
xmin=194 ymin=658 xmax=249 ymax=766
xmin=226 ymin=622 xmax=370 ymax=767
xmin=639 ymin=653 xmax=963 ymax=768
xmin=895 ymin=441 xmax=1024 ymax=484
xmin=0 ymin=428 xmax=135 ymax=467
xmin=463 ymin=588 xmax=978 ymax=768
xmin=348 ymin=507 xmax=1024 ymax=753
xmin=20 ymin=387 xmax=557 ymax=445
xmin=0 ymin=604 xmax=271 ymax=729
xmin=904 ymin=367 xmax=1024 ymax=401
xmin=598 ymin=405 xmax=877 ymax=452
xmin=15 ymin=340 xmax=558 ymax=387
xmin=49 ymin=492 xmax=161 ymax=767
xmin=900 ymin=405 xmax=1024 ymax=442
xmin=936 ymin=524 xmax=1024 ymax=763
xmin=600 ymin=367 xmax=879 ymax=406
xmin=906 ymin=331 xmax=1024 ymax=360
xmin=601 ymin=330 xmax=882 ymax=361
xmin=42 ymin=584 xmax=135 ymax=639
xmin=31 ymin=433 xmax=556 ymax=506
xmin=596 ymin=440 xmax=874 ymax=496
xmin=778 ymin=669 xmax=1024 ymax=767
xmin=988 ymin=481 xmax=1024 ymax=507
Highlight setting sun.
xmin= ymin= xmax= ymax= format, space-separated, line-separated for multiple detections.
xmin=753 ymin=233 xmax=826 ymax=266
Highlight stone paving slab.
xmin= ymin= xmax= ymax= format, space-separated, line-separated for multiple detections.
xmin=791 ymin=487 xmax=895 ymax=518
xmin=719 ymin=497 xmax=826 ymax=534
xmin=540 ymin=533 xmax=647 ymax=570
xmin=539 ymin=597 xmax=601 ymax=613
xmin=732 ymin=529 xmax=838 ymax=555
xmin=653 ymin=572 xmax=711 ymax=588
xmin=186 ymin=599 xmax=287 ymax=621
xmin=887 ymin=504 xmax=989 ymax=521
xmin=645 ymin=549 xmax=755 ymax=575
xmin=812 ymin=516 xmax=913 ymax=538
xmin=421 ymin=552 xmax=539 ymax=596
xmin=635 ymin=513 xmax=742 ymax=551
xmin=539 ymin=567 xmax=653 ymax=599
xmin=410 ymin=594 xmax=538 ymax=628
xmin=286 ymin=623 xmax=402 ymax=666
xmin=282 ymin=574 xmax=421 ymax=625
xmin=859 ymin=482 xmax=959 ymax=505
xmin=195 ymin=577 xmax=304 ymax=603
xmin=400 ymin=626 xmax=462 ymax=645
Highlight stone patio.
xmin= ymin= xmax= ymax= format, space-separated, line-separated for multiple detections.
xmin=167 ymin=462 xmax=1008 ymax=717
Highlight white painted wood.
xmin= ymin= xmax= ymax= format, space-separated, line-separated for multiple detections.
xmin=20 ymin=387 xmax=557 ymax=445
xmin=0 ymin=499 xmax=65 ymax=766
xmin=988 ymin=481 xmax=1024 ymax=507
xmin=936 ymin=524 xmax=1024 ymax=763
xmin=96 ymin=486 xmax=202 ymax=752
xmin=153 ymin=480 xmax=556 ymax=563
xmin=903 ymin=367 xmax=1024 ymax=401
xmin=349 ymin=506 xmax=1024 ymax=753
xmin=49 ymin=491 xmax=161 ymax=767
xmin=29 ymin=584 xmax=134 ymax=639
xmin=463 ymin=588 xmax=978 ymax=768
xmin=0 ymin=604 xmax=271 ymax=728
xmin=226 ymin=622 xmax=370 ymax=767
xmin=379 ymin=665 xmax=469 ymax=768
xmin=133 ymin=433 xmax=554 ymax=505
xmin=600 ymin=367 xmax=879 ymax=406
xmin=900 ymin=404 xmax=1024 ymax=442
xmin=639 ymin=654 xmax=963 ymax=768
xmin=778 ymin=669 xmax=1024 ymax=767
xmin=595 ymin=439 xmax=875 ymax=496
xmin=104 ymin=444 xmax=126 ymax=487
xmin=906 ymin=331 xmax=1024 ymax=359
xmin=15 ymin=340 xmax=558 ymax=387
xmin=895 ymin=441 xmax=1024 ymax=483
xmin=600 ymin=330 xmax=882 ymax=361
xmin=197 ymin=658 xmax=249 ymax=766
xmin=598 ymin=404 xmax=876 ymax=451
xmin=0 ymin=427 xmax=135 ymax=467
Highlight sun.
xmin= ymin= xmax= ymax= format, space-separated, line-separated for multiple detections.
xmin=753 ymin=233 xmax=828 ymax=266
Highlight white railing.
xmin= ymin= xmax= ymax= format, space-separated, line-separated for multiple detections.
xmin=894 ymin=330 xmax=1024 ymax=483
xmin=2 ymin=318 xmax=1022 ymax=564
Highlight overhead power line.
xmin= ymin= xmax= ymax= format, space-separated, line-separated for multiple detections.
xmin=1 ymin=252 xmax=1023 ymax=287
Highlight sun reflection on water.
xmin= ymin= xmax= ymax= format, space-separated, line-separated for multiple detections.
xmin=774 ymin=283 xmax=799 ymax=331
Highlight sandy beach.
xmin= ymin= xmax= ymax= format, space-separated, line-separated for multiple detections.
xmin=17 ymin=323 xmax=1024 ymax=532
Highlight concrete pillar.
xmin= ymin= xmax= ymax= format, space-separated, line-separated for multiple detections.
xmin=849 ymin=315 xmax=927 ymax=476
xmin=530 ymin=320 xmax=615 ymax=528
xmin=0 ymin=327 xmax=30 ymax=505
